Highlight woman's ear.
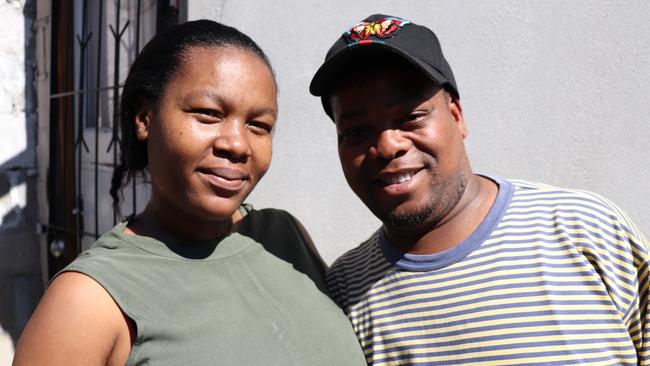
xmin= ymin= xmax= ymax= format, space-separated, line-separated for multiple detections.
xmin=134 ymin=97 xmax=152 ymax=141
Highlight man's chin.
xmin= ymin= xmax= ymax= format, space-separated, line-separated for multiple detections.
xmin=381 ymin=207 xmax=434 ymax=227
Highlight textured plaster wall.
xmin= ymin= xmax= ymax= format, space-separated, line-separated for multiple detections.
xmin=188 ymin=1 xmax=650 ymax=264
xmin=0 ymin=0 xmax=41 ymax=360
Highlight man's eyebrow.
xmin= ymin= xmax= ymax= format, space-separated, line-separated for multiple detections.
xmin=337 ymin=94 xmax=432 ymax=121
xmin=391 ymin=94 xmax=430 ymax=107
xmin=337 ymin=108 xmax=366 ymax=122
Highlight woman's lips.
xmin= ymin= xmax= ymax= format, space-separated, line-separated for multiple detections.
xmin=197 ymin=167 xmax=248 ymax=194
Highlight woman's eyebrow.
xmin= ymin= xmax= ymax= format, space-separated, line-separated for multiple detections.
xmin=180 ymin=90 xmax=276 ymax=118
xmin=180 ymin=89 xmax=227 ymax=105
xmin=249 ymin=106 xmax=277 ymax=119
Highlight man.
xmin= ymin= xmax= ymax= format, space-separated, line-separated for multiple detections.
xmin=310 ymin=14 xmax=649 ymax=365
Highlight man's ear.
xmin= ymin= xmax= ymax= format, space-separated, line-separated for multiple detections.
xmin=449 ymin=95 xmax=467 ymax=139
xmin=134 ymin=97 xmax=152 ymax=141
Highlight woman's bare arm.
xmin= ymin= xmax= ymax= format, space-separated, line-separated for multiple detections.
xmin=13 ymin=272 xmax=132 ymax=366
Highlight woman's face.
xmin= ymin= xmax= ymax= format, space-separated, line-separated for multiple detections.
xmin=137 ymin=46 xmax=277 ymax=230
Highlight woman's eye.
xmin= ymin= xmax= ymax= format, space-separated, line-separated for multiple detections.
xmin=191 ymin=109 xmax=222 ymax=120
xmin=247 ymin=121 xmax=273 ymax=134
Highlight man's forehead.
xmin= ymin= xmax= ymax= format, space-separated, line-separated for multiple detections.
xmin=333 ymin=64 xmax=441 ymax=100
xmin=321 ymin=49 xmax=446 ymax=120
xmin=331 ymin=77 xmax=443 ymax=122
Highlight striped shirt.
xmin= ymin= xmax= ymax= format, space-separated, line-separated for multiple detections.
xmin=326 ymin=177 xmax=649 ymax=365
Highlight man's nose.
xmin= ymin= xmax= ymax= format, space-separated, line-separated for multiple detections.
xmin=368 ymin=129 xmax=410 ymax=160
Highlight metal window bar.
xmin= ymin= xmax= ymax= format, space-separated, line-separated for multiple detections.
xmin=74 ymin=0 xmax=90 ymax=255
xmin=108 ymin=0 xmax=129 ymax=225
xmin=47 ymin=1 xmax=179 ymax=274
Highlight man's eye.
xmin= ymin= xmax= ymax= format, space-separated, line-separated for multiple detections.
xmin=405 ymin=113 xmax=426 ymax=124
xmin=339 ymin=127 xmax=371 ymax=143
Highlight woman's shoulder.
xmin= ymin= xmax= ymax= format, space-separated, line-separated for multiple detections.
xmin=63 ymin=223 xmax=142 ymax=275
xmin=240 ymin=205 xmax=327 ymax=285
xmin=239 ymin=205 xmax=305 ymax=240
xmin=56 ymin=222 xmax=160 ymax=314
xmin=13 ymin=271 xmax=132 ymax=365
xmin=243 ymin=204 xmax=297 ymax=224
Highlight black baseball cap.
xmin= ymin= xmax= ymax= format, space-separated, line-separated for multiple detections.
xmin=309 ymin=14 xmax=459 ymax=101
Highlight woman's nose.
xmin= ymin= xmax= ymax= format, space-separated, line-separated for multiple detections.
xmin=212 ymin=120 xmax=252 ymax=160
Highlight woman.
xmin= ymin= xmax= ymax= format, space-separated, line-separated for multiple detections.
xmin=14 ymin=20 xmax=365 ymax=365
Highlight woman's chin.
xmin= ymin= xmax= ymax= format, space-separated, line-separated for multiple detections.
xmin=191 ymin=197 xmax=245 ymax=221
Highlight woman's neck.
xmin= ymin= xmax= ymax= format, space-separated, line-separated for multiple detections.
xmin=125 ymin=201 xmax=242 ymax=243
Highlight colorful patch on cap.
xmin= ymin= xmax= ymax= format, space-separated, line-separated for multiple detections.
xmin=343 ymin=17 xmax=411 ymax=45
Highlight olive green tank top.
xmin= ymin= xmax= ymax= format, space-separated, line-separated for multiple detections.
xmin=61 ymin=206 xmax=365 ymax=365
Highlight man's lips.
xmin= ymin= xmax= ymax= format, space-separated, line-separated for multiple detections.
xmin=372 ymin=168 xmax=424 ymax=195
xmin=374 ymin=168 xmax=423 ymax=185
xmin=197 ymin=167 xmax=249 ymax=193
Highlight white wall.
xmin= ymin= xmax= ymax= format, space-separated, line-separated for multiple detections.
xmin=188 ymin=1 xmax=650 ymax=264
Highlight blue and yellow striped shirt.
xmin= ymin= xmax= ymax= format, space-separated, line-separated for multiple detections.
xmin=326 ymin=177 xmax=649 ymax=365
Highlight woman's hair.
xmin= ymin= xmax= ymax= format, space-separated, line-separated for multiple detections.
xmin=109 ymin=19 xmax=275 ymax=215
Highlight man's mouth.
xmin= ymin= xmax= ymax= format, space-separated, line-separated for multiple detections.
xmin=373 ymin=168 xmax=425 ymax=195
xmin=380 ymin=171 xmax=416 ymax=185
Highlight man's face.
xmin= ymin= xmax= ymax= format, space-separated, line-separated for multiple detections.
xmin=330 ymin=63 xmax=471 ymax=231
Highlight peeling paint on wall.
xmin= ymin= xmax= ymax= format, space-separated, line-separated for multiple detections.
xmin=0 ymin=0 xmax=36 ymax=232
xmin=0 ymin=0 xmax=42 ymax=350
xmin=0 ymin=169 xmax=36 ymax=229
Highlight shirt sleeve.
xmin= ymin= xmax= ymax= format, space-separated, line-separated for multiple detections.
xmin=625 ymin=227 xmax=649 ymax=365
xmin=599 ymin=197 xmax=650 ymax=365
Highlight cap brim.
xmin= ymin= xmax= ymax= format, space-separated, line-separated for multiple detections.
xmin=309 ymin=43 xmax=451 ymax=96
